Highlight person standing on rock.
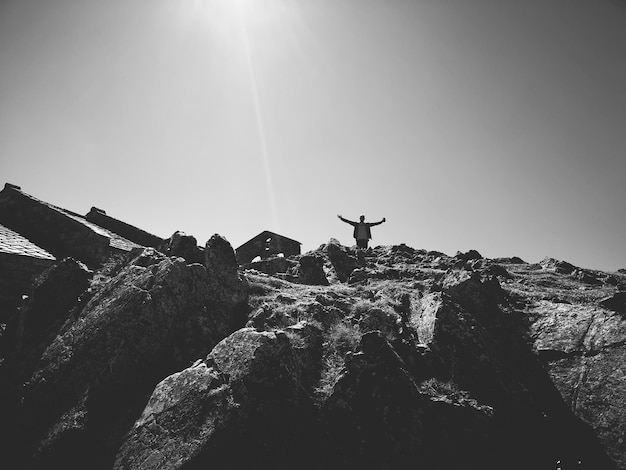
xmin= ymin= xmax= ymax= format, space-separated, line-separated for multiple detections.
xmin=337 ymin=214 xmax=386 ymax=249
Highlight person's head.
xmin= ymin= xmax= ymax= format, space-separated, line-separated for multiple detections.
xmin=359 ymin=215 xmax=365 ymax=222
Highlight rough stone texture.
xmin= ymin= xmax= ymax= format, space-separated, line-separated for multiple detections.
xmin=325 ymin=239 xmax=358 ymax=283
xmin=114 ymin=324 xmax=321 ymax=470
xmin=454 ymin=249 xmax=483 ymax=261
xmin=321 ymin=331 xmax=500 ymax=470
xmin=297 ymin=254 xmax=329 ymax=286
xmin=501 ymin=259 xmax=626 ymax=469
xmin=541 ymin=256 xmax=578 ymax=274
xmin=527 ymin=299 xmax=626 ymax=468
xmin=158 ymin=231 xmax=204 ymax=264
xmin=0 ymin=241 xmax=248 ymax=470
xmin=1 ymin=239 xmax=624 ymax=469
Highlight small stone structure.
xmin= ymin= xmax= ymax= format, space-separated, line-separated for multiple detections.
xmin=236 ymin=230 xmax=301 ymax=265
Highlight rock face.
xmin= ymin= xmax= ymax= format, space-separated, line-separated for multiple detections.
xmin=114 ymin=324 xmax=321 ymax=469
xmin=158 ymin=231 xmax=204 ymax=264
xmin=0 ymin=236 xmax=247 ymax=470
xmin=1 ymin=238 xmax=624 ymax=469
xmin=297 ymin=254 xmax=329 ymax=286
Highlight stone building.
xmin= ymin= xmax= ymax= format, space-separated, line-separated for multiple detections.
xmin=236 ymin=230 xmax=301 ymax=265
xmin=0 ymin=183 xmax=163 ymax=321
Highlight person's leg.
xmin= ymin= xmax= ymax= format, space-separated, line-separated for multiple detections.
xmin=357 ymin=239 xmax=368 ymax=249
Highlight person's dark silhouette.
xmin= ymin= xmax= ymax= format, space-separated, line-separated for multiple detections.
xmin=337 ymin=214 xmax=386 ymax=249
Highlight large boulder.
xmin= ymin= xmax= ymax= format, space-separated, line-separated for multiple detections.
xmin=529 ymin=300 xmax=626 ymax=468
xmin=114 ymin=323 xmax=322 ymax=469
xmin=1 ymin=241 xmax=248 ymax=469
xmin=325 ymin=240 xmax=358 ymax=283
xmin=297 ymin=254 xmax=329 ymax=286
xmin=321 ymin=331 xmax=500 ymax=469
xmin=412 ymin=284 xmax=615 ymax=469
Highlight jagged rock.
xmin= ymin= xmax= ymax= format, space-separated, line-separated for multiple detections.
xmin=1 ymin=238 xmax=623 ymax=469
xmin=438 ymin=270 xmax=507 ymax=330
xmin=159 ymin=231 xmax=204 ymax=264
xmin=1 ymin=242 xmax=248 ymax=469
xmin=548 ymin=349 xmax=626 ymax=469
xmin=528 ymin=298 xmax=626 ymax=468
xmin=481 ymin=263 xmax=513 ymax=279
xmin=599 ymin=291 xmax=626 ymax=314
xmin=412 ymin=288 xmax=615 ymax=469
xmin=297 ymin=254 xmax=329 ymax=286
xmin=321 ymin=331 xmax=502 ymax=469
xmin=246 ymin=304 xmax=294 ymax=330
xmin=494 ymin=256 xmax=526 ymax=264
xmin=321 ymin=331 xmax=428 ymax=468
xmin=455 ymin=249 xmax=483 ymax=261
xmin=573 ymin=268 xmax=603 ymax=285
xmin=347 ymin=267 xmax=369 ymax=284
xmin=204 ymin=234 xmax=249 ymax=321
xmin=529 ymin=302 xmax=626 ymax=356
xmin=114 ymin=325 xmax=321 ymax=469
xmin=325 ymin=240 xmax=358 ymax=282
xmin=354 ymin=304 xmax=402 ymax=341
xmin=540 ymin=257 xmax=577 ymax=274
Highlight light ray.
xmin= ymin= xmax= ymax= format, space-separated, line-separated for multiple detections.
xmin=235 ymin=0 xmax=280 ymax=231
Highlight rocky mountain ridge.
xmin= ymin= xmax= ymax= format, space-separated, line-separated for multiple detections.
xmin=1 ymin=234 xmax=624 ymax=469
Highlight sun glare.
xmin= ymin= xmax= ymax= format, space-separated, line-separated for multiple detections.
xmin=181 ymin=0 xmax=289 ymax=25
xmin=178 ymin=0 xmax=292 ymax=231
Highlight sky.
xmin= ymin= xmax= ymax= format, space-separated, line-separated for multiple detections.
xmin=1 ymin=0 xmax=625 ymax=272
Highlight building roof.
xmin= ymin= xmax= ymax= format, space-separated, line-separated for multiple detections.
xmin=85 ymin=207 xmax=163 ymax=248
xmin=238 ymin=230 xmax=302 ymax=249
xmin=0 ymin=183 xmax=145 ymax=264
xmin=57 ymin=207 xmax=141 ymax=251
xmin=8 ymin=185 xmax=142 ymax=252
xmin=0 ymin=223 xmax=56 ymax=260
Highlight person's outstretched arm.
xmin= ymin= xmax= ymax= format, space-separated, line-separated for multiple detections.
xmin=367 ymin=217 xmax=386 ymax=227
xmin=337 ymin=214 xmax=356 ymax=226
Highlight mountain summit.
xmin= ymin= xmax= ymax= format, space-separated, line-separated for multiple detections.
xmin=1 ymin=236 xmax=624 ymax=469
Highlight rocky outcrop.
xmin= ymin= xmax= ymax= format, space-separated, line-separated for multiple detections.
xmin=297 ymin=254 xmax=329 ymax=286
xmin=321 ymin=331 xmax=501 ymax=469
xmin=324 ymin=239 xmax=358 ymax=283
xmin=114 ymin=323 xmax=321 ymax=469
xmin=1 ymin=237 xmax=624 ymax=469
xmin=0 ymin=236 xmax=247 ymax=469
xmin=158 ymin=231 xmax=204 ymax=264
xmin=528 ymin=299 xmax=626 ymax=468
